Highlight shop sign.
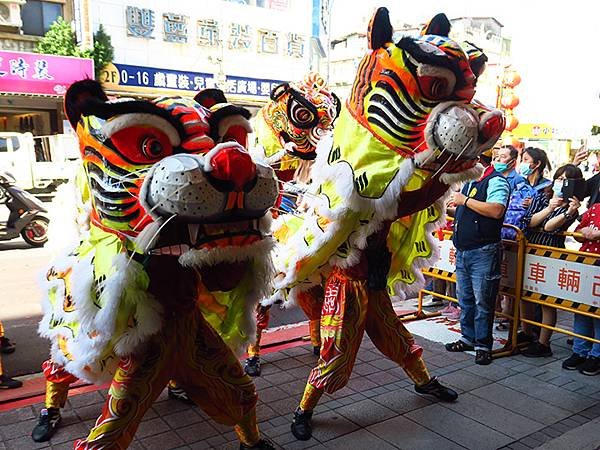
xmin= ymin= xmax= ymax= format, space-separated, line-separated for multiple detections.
xmin=286 ymin=33 xmax=305 ymax=58
xmin=512 ymin=123 xmax=554 ymax=140
xmin=100 ymin=62 xmax=284 ymax=98
xmin=0 ymin=50 xmax=93 ymax=96
xmin=123 ymin=5 xmax=305 ymax=57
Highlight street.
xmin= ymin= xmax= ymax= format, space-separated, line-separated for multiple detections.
xmin=0 ymin=200 xmax=306 ymax=377
xmin=0 ymin=239 xmax=50 ymax=377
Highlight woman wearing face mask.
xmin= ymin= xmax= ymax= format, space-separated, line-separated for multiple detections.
xmin=499 ymin=147 xmax=552 ymax=240
xmin=520 ymin=163 xmax=583 ymax=357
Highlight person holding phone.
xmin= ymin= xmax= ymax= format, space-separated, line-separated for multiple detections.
xmin=520 ymin=164 xmax=583 ymax=357
xmin=562 ymin=200 xmax=600 ymax=376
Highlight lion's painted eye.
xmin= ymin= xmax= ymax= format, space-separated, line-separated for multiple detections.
xmin=141 ymin=136 xmax=164 ymax=158
xmin=430 ymin=79 xmax=448 ymax=97
xmin=111 ymin=127 xmax=173 ymax=164
xmin=287 ymin=89 xmax=320 ymax=130
xmin=416 ymin=65 xmax=456 ymax=100
xmin=289 ymin=100 xmax=318 ymax=129
xmin=419 ymin=75 xmax=453 ymax=100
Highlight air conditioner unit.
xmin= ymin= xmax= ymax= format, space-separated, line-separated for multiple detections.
xmin=0 ymin=1 xmax=26 ymax=29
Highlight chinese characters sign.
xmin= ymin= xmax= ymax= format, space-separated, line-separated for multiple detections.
xmin=126 ymin=6 xmax=155 ymax=38
xmin=0 ymin=50 xmax=94 ymax=96
xmin=124 ymin=5 xmax=305 ymax=57
xmin=258 ymin=29 xmax=278 ymax=54
xmin=523 ymin=254 xmax=600 ymax=307
xmin=286 ymin=33 xmax=305 ymax=58
xmin=163 ymin=13 xmax=188 ymax=43
xmin=101 ymin=62 xmax=284 ymax=98
xmin=197 ymin=19 xmax=220 ymax=47
xmin=229 ymin=23 xmax=252 ymax=50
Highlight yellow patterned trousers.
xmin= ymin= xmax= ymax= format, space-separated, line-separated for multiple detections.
xmin=299 ymin=268 xmax=431 ymax=411
xmin=247 ymin=285 xmax=324 ymax=358
xmin=67 ymin=308 xmax=261 ymax=449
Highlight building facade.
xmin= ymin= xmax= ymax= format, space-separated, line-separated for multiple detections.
xmin=329 ymin=16 xmax=512 ymax=107
xmin=83 ymin=0 xmax=316 ymax=110
xmin=0 ymin=0 xmax=88 ymax=137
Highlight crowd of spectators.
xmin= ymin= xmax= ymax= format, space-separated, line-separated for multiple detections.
xmin=431 ymin=144 xmax=599 ymax=376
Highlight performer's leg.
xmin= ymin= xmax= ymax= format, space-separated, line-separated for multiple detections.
xmin=0 ymin=356 xmax=22 ymax=389
xmin=308 ymin=319 xmax=321 ymax=352
xmin=166 ymin=379 xmax=194 ymax=404
xmin=245 ymin=304 xmax=271 ymax=377
xmin=175 ymin=311 xmax=266 ymax=448
xmin=365 ymin=290 xmax=457 ymax=401
xmin=74 ymin=338 xmax=172 ymax=450
xmin=32 ymin=360 xmax=78 ymax=442
xmin=42 ymin=360 xmax=78 ymax=408
xmin=296 ymin=286 xmax=324 ymax=355
xmin=0 ymin=319 xmax=16 ymax=355
xmin=293 ymin=272 xmax=368 ymax=440
xmin=364 ymin=290 xmax=430 ymax=384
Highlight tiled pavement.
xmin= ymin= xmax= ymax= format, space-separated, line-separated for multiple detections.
xmin=1 ymin=320 xmax=599 ymax=450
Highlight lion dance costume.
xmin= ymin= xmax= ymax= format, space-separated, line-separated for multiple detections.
xmin=244 ymin=73 xmax=340 ymax=376
xmin=270 ymin=11 xmax=505 ymax=440
xmin=34 ymin=80 xmax=278 ymax=449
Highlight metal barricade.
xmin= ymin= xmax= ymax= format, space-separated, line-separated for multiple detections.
xmin=417 ymin=226 xmax=600 ymax=359
xmin=520 ymin=233 xmax=600 ymax=345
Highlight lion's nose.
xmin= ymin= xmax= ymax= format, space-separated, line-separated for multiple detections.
xmin=208 ymin=145 xmax=256 ymax=191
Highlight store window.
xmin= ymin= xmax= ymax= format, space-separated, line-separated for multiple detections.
xmin=0 ymin=137 xmax=20 ymax=152
xmin=21 ymin=0 xmax=63 ymax=36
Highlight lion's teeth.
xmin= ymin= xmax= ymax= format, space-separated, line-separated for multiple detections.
xmin=188 ymin=224 xmax=200 ymax=245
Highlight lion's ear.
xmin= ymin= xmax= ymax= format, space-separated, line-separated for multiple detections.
xmin=194 ymin=88 xmax=228 ymax=109
xmin=421 ymin=13 xmax=451 ymax=37
xmin=64 ymin=79 xmax=108 ymax=128
xmin=367 ymin=7 xmax=393 ymax=50
xmin=270 ymin=82 xmax=290 ymax=101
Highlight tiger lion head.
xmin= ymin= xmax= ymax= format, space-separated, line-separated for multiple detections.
xmin=349 ymin=9 xmax=504 ymax=178
xmin=64 ymin=80 xmax=278 ymax=289
xmin=258 ymin=72 xmax=341 ymax=161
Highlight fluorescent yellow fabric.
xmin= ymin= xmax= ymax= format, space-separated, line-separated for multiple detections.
xmin=41 ymin=224 xmax=155 ymax=383
xmin=275 ymin=105 xmax=442 ymax=298
xmin=327 ymin=108 xmax=406 ymax=199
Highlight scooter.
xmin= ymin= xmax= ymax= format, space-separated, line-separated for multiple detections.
xmin=0 ymin=171 xmax=49 ymax=247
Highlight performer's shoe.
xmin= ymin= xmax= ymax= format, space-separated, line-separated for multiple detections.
xmin=313 ymin=346 xmax=320 ymax=356
xmin=0 ymin=336 xmax=16 ymax=354
xmin=31 ymin=408 xmax=61 ymax=442
xmin=167 ymin=384 xmax=194 ymax=405
xmin=244 ymin=356 xmax=261 ymax=377
xmin=239 ymin=438 xmax=275 ymax=449
xmin=291 ymin=407 xmax=313 ymax=441
xmin=414 ymin=377 xmax=458 ymax=402
xmin=0 ymin=374 xmax=22 ymax=389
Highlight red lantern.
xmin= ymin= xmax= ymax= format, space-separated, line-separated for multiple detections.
xmin=504 ymin=113 xmax=519 ymax=132
xmin=500 ymin=91 xmax=520 ymax=109
xmin=502 ymin=135 xmax=522 ymax=148
xmin=502 ymin=68 xmax=521 ymax=88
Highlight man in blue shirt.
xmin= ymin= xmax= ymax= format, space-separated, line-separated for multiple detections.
xmin=445 ymin=160 xmax=510 ymax=365
xmin=493 ymin=145 xmax=523 ymax=190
